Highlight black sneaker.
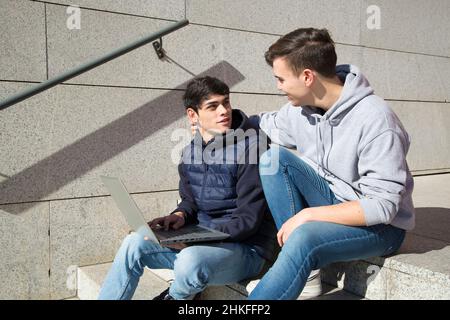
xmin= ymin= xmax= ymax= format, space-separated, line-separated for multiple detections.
xmin=193 ymin=292 xmax=202 ymax=300
xmin=152 ymin=288 xmax=174 ymax=300
xmin=152 ymin=287 xmax=203 ymax=300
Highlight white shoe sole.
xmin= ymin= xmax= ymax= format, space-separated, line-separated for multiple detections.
xmin=297 ymin=269 xmax=322 ymax=300
xmin=244 ymin=269 xmax=323 ymax=299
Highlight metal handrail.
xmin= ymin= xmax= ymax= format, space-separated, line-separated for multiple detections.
xmin=0 ymin=19 xmax=189 ymax=110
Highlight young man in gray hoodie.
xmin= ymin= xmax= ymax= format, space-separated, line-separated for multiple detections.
xmin=247 ymin=28 xmax=414 ymax=300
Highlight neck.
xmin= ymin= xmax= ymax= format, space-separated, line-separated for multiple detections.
xmin=199 ymin=128 xmax=215 ymax=144
xmin=312 ymin=75 xmax=343 ymax=112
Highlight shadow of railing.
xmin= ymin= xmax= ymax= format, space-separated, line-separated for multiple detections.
xmin=0 ymin=61 xmax=245 ymax=214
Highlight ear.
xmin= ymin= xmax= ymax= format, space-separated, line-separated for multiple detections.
xmin=186 ymin=107 xmax=198 ymax=124
xmin=302 ymin=69 xmax=315 ymax=87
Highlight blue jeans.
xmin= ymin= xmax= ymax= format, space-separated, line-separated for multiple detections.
xmin=248 ymin=146 xmax=406 ymax=300
xmin=98 ymin=232 xmax=265 ymax=300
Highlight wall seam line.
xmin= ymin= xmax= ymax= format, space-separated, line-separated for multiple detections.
xmin=33 ymin=0 xmax=179 ymax=22
xmin=44 ymin=3 xmax=49 ymax=80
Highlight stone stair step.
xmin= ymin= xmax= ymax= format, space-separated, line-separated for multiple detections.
xmin=322 ymin=232 xmax=450 ymax=299
xmin=77 ymin=263 xmax=168 ymax=300
xmin=78 ymin=263 xmax=361 ymax=300
xmin=322 ymin=173 xmax=450 ymax=300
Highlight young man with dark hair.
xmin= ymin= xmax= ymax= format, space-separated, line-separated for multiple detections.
xmin=247 ymin=28 xmax=415 ymax=299
xmin=98 ymin=76 xmax=277 ymax=300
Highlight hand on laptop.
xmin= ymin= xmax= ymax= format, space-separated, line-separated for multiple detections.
xmin=148 ymin=212 xmax=186 ymax=231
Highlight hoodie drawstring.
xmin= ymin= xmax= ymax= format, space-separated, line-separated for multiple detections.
xmin=312 ymin=114 xmax=324 ymax=176
xmin=312 ymin=114 xmax=331 ymax=181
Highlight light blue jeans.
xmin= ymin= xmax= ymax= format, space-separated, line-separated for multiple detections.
xmin=98 ymin=232 xmax=265 ymax=300
xmin=248 ymin=146 xmax=406 ymax=300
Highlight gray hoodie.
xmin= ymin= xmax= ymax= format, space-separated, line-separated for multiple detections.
xmin=258 ymin=64 xmax=415 ymax=231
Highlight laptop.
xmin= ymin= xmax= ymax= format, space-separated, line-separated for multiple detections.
xmin=100 ymin=176 xmax=230 ymax=245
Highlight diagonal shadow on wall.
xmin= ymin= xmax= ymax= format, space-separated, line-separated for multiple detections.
xmin=0 ymin=60 xmax=245 ymax=214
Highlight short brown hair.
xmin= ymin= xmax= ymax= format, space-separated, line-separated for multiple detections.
xmin=265 ymin=28 xmax=337 ymax=78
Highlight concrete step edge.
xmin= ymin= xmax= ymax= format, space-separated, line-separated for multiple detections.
xmin=322 ymin=259 xmax=450 ymax=299
xmin=77 ymin=263 xmax=362 ymax=300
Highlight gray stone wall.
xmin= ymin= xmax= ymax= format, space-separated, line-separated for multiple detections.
xmin=0 ymin=0 xmax=449 ymax=299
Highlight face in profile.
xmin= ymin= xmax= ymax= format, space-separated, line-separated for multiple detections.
xmin=272 ymin=57 xmax=310 ymax=107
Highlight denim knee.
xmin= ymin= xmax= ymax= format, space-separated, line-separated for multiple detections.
xmin=260 ymin=146 xmax=308 ymax=177
xmin=259 ymin=146 xmax=284 ymax=178
xmin=262 ymin=145 xmax=294 ymax=162
xmin=173 ymin=248 xmax=210 ymax=289
xmin=121 ymin=233 xmax=160 ymax=260
xmin=259 ymin=148 xmax=272 ymax=168
xmin=259 ymin=145 xmax=284 ymax=166
xmin=282 ymin=223 xmax=322 ymax=267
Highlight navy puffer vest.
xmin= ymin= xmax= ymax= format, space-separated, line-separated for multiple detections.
xmin=178 ymin=109 xmax=277 ymax=261
xmin=181 ymin=110 xmax=258 ymax=219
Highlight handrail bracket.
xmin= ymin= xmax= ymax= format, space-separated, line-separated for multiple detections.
xmin=152 ymin=38 xmax=165 ymax=59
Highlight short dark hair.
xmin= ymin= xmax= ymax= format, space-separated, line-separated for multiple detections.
xmin=183 ymin=76 xmax=230 ymax=113
xmin=264 ymin=28 xmax=337 ymax=78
